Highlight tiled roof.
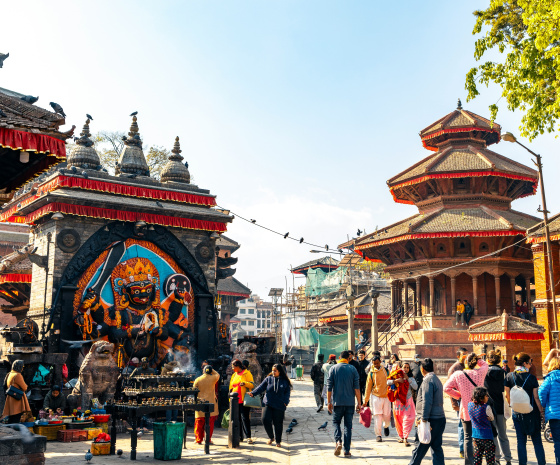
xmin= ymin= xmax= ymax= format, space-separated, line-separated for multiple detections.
xmin=389 ymin=145 xmax=537 ymax=185
xmin=469 ymin=312 xmax=544 ymax=334
xmin=319 ymin=291 xmax=391 ymax=318
xmin=355 ymin=207 xmax=540 ymax=248
xmin=291 ymin=256 xmax=339 ymax=273
xmin=0 ymin=88 xmax=68 ymax=137
xmin=527 ymin=212 xmax=560 ymax=238
xmin=216 ymin=235 xmax=240 ymax=252
xmin=420 ymin=108 xmax=499 ymax=138
xmin=217 ymin=277 xmax=251 ymax=297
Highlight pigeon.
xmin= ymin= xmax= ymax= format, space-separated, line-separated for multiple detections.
xmin=127 ymin=174 xmax=137 ymax=179
xmin=70 ymin=166 xmax=78 ymax=173
xmin=117 ymin=449 xmax=123 ymax=458
xmin=357 ymin=229 xmax=362 ymax=236
xmin=82 ymin=171 xmax=89 ymax=179
xmin=299 ymin=238 xmax=304 ymax=244
xmin=130 ymin=111 xmax=138 ymax=117
xmin=156 ymin=201 xmax=163 ymax=208
xmin=289 ymin=421 xmax=297 ymax=428
xmin=137 ymin=431 xmax=143 ymax=438
xmin=283 ymin=232 xmax=289 ymax=239
xmin=86 ymin=114 xmax=93 ymax=120
xmin=325 ymin=245 xmax=329 ymax=251
xmin=0 ymin=109 xmax=6 ymax=118
xmin=0 ymin=52 xmax=9 ymax=68
xmin=184 ymin=161 xmax=189 ymax=168
xmin=50 ymin=102 xmax=66 ymax=117
xmin=85 ymin=450 xmax=93 ymax=462
xmin=291 ymin=419 xmax=298 ymax=425
xmin=285 ymin=426 xmax=293 ymax=434
xmin=318 ymin=421 xmax=328 ymax=431
xmin=250 ymin=219 xmax=256 ymax=223
xmin=20 ymin=95 xmax=39 ymax=104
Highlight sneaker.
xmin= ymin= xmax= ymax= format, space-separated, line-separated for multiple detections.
xmin=384 ymin=427 xmax=390 ymax=437
xmin=334 ymin=442 xmax=342 ymax=456
xmin=344 ymin=451 xmax=352 ymax=457
xmin=460 ymin=452 xmax=464 ymax=458
xmin=317 ymin=406 xmax=323 ymax=413
xmin=376 ymin=436 xmax=382 ymax=442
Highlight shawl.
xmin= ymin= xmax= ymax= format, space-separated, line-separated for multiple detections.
xmin=387 ymin=368 xmax=409 ymax=405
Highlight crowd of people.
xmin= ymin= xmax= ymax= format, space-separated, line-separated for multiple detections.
xmin=307 ymin=346 xmax=560 ymax=465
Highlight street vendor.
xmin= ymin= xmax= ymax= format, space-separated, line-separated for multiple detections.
xmin=43 ymin=385 xmax=67 ymax=414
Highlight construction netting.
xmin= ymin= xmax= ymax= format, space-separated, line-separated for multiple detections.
xmin=305 ymin=267 xmax=347 ymax=296
xmin=298 ymin=328 xmax=358 ymax=361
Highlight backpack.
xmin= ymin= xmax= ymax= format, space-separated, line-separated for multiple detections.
xmin=510 ymin=373 xmax=533 ymax=414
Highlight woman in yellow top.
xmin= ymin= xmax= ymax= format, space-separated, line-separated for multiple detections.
xmin=229 ymin=359 xmax=255 ymax=444
xmin=455 ymin=299 xmax=465 ymax=327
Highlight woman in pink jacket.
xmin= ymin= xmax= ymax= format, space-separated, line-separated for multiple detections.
xmin=443 ymin=353 xmax=488 ymax=465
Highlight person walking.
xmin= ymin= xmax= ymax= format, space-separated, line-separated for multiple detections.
xmin=229 ymin=359 xmax=255 ymax=444
xmin=539 ymin=348 xmax=560 ymax=465
xmin=193 ymin=365 xmax=220 ymax=445
xmin=249 ymin=363 xmax=292 ymax=447
xmin=505 ymin=352 xmax=545 ymax=465
xmin=456 ymin=299 xmax=465 ymax=326
xmin=408 ymin=358 xmax=446 ymax=465
xmin=464 ymin=300 xmax=474 ymax=326
xmin=326 ymin=350 xmax=361 ymax=457
xmin=364 ymin=354 xmax=391 ymax=442
xmin=468 ymin=387 xmax=496 ymax=465
xmin=2 ymin=360 xmax=30 ymax=424
xmin=310 ymin=354 xmax=325 ymax=412
xmin=390 ymin=361 xmax=417 ymax=446
xmin=410 ymin=354 xmax=423 ymax=405
xmin=444 ymin=352 xmax=489 ymax=465
xmin=357 ymin=349 xmax=369 ymax=397
xmin=448 ymin=347 xmax=469 ymax=459
xmin=322 ymin=354 xmax=337 ymax=414
xmin=484 ymin=350 xmax=512 ymax=465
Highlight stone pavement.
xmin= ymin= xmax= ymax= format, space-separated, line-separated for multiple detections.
xmin=44 ymin=379 xmax=554 ymax=464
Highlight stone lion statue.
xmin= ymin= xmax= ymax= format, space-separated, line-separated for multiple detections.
xmin=68 ymin=341 xmax=119 ymax=411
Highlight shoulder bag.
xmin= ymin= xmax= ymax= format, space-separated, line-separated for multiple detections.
xmin=243 ymin=394 xmax=262 ymax=408
xmin=6 ymin=385 xmax=24 ymax=401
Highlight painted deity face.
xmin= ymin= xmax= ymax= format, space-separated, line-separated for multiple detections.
xmin=124 ymin=280 xmax=154 ymax=308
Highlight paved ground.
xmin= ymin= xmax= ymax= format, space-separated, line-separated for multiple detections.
xmin=44 ymin=379 xmax=554 ymax=464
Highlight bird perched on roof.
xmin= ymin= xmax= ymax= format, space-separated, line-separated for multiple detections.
xmin=20 ymin=95 xmax=38 ymax=104
xmin=86 ymin=114 xmax=93 ymax=120
xmin=0 ymin=52 xmax=9 ymax=68
xmin=70 ymin=166 xmax=78 ymax=173
xmin=50 ymin=102 xmax=66 ymax=118
xmin=85 ymin=450 xmax=93 ymax=462
xmin=357 ymin=229 xmax=362 ymax=236
xmin=127 ymin=174 xmax=137 ymax=179
xmin=184 ymin=161 xmax=189 ymax=168
xmin=284 ymin=232 xmax=289 ymax=239
xmin=156 ymin=201 xmax=163 ymax=208
xmin=318 ymin=421 xmax=328 ymax=431
xmin=130 ymin=111 xmax=138 ymax=117
xmin=82 ymin=171 xmax=89 ymax=179
xmin=0 ymin=109 xmax=6 ymax=118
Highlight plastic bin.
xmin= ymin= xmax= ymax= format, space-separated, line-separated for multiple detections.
xmin=296 ymin=366 xmax=304 ymax=379
xmin=84 ymin=427 xmax=102 ymax=440
xmin=91 ymin=441 xmax=111 ymax=455
xmin=153 ymin=422 xmax=185 ymax=461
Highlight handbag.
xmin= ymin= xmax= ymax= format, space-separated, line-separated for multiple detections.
xmin=221 ymin=409 xmax=230 ymax=429
xmin=243 ymin=394 xmax=262 ymax=408
xmin=6 ymin=385 xmax=24 ymax=401
xmin=359 ymin=406 xmax=371 ymax=428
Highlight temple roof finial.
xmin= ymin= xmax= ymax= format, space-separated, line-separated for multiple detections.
xmin=161 ymin=136 xmax=190 ymax=184
xmin=457 ymin=99 xmax=463 ymax=110
xmin=116 ymin=114 xmax=150 ymax=176
xmin=67 ymin=117 xmax=100 ymax=169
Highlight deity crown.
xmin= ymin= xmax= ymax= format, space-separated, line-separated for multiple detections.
xmin=125 ymin=259 xmax=153 ymax=283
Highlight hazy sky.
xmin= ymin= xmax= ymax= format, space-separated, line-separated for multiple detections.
xmin=3 ymin=1 xmax=559 ymax=300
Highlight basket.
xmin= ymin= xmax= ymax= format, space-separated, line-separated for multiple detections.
xmin=91 ymin=441 xmax=111 ymax=456
xmin=34 ymin=424 xmax=66 ymax=441
xmin=67 ymin=420 xmax=93 ymax=430
xmin=93 ymin=414 xmax=110 ymax=423
xmin=84 ymin=428 xmax=102 ymax=440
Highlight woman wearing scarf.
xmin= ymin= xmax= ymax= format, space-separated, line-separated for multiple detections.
xmin=229 ymin=359 xmax=255 ymax=444
xmin=389 ymin=361 xmax=417 ymax=446
xmin=2 ymin=360 xmax=30 ymax=424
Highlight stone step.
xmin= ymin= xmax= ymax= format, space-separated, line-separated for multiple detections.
xmin=392 ymin=342 xmax=474 ymax=361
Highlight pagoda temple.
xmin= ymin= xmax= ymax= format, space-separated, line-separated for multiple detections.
xmin=345 ymin=102 xmax=541 ymax=361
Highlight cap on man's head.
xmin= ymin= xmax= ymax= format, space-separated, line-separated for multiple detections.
xmin=328 ymin=354 xmax=336 ymax=361
xmin=131 ymin=357 xmax=139 ymax=364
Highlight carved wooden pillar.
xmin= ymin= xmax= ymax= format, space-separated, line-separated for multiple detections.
xmin=472 ymin=275 xmax=479 ymax=315
xmin=404 ymin=281 xmax=409 ymax=315
xmin=495 ymin=275 xmax=501 ymax=315
xmin=415 ymin=277 xmax=421 ymax=316
xmin=391 ymin=281 xmax=397 ymax=315
xmin=450 ymin=276 xmax=456 ymax=318
xmin=429 ymin=277 xmax=435 ymax=315
xmin=510 ymin=276 xmax=517 ymax=314
xmin=525 ymin=277 xmax=532 ymax=309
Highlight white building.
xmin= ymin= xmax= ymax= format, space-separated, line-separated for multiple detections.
xmin=233 ymin=294 xmax=272 ymax=338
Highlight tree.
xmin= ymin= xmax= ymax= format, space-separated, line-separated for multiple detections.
xmin=465 ymin=0 xmax=560 ymax=140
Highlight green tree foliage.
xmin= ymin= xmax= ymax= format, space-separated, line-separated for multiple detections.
xmin=466 ymin=0 xmax=560 ymax=140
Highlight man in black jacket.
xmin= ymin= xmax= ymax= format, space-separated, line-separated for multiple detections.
xmin=357 ymin=349 xmax=369 ymax=396
xmin=310 ymin=353 xmax=325 ymax=412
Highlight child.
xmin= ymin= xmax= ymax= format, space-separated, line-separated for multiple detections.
xmin=468 ymin=387 xmax=495 ymax=465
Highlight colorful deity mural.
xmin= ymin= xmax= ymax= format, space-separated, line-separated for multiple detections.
xmin=72 ymin=238 xmax=195 ymax=367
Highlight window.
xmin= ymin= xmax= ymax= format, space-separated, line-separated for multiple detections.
xmin=239 ymin=309 xmax=246 ymax=314
xmin=267 ymin=321 xmax=271 ymax=328
xmin=479 ymin=242 xmax=489 ymax=253
xmin=248 ymin=321 xmax=255 ymax=326
xmin=248 ymin=331 xmax=254 ymax=336
xmin=240 ymin=321 xmax=246 ymax=326
xmin=437 ymin=243 xmax=446 ymax=254
xmin=257 ymin=320 xmax=261 ymax=329
xmin=257 ymin=310 xmax=261 ymax=319
xmin=248 ymin=309 xmax=255 ymax=315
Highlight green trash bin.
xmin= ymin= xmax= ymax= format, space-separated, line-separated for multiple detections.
xmin=153 ymin=422 xmax=185 ymax=461
xmin=296 ymin=365 xmax=303 ymax=379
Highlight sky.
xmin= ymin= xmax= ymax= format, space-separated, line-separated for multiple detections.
xmin=3 ymin=1 xmax=560 ymax=301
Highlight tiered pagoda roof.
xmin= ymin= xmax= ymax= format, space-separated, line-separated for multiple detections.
xmin=291 ymin=256 xmax=339 ymax=276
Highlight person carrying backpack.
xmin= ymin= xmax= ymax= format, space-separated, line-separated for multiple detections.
xmin=505 ymin=352 xmax=546 ymax=465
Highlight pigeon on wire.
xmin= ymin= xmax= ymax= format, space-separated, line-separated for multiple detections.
xmin=250 ymin=219 xmax=256 ymax=223
xmin=85 ymin=450 xmax=93 ymax=462
xmin=283 ymin=232 xmax=289 ymax=239
xmin=50 ymin=102 xmax=66 ymax=117
xmin=20 ymin=95 xmax=38 ymax=104
xmin=299 ymin=238 xmax=304 ymax=244
xmin=318 ymin=421 xmax=328 ymax=431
